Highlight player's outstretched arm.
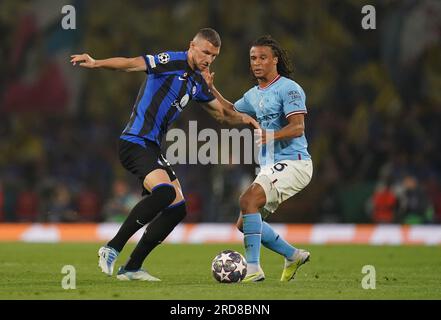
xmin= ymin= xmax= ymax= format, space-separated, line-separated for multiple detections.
xmin=201 ymin=69 xmax=259 ymax=128
xmin=201 ymin=69 xmax=235 ymax=111
xmin=70 ymin=54 xmax=146 ymax=72
xmin=201 ymin=99 xmax=260 ymax=129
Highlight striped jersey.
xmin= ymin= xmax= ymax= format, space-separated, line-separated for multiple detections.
xmin=121 ymin=51 xmax=215 ymax=147
xmin=234 ymin=75 xmax=311 ymax=165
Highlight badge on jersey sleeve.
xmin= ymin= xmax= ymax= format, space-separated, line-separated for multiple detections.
xmin=158 ymin=52 xmax=170 ymax=64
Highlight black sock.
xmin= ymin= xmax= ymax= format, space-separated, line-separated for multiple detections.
xmin=124 ymin=200 xmax=187 ymax=271
xmin=107 ymin=184 xmax=176 ymax=252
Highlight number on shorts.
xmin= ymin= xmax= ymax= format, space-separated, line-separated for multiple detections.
xmin=271 ymin=162 xmax=287 ymax=174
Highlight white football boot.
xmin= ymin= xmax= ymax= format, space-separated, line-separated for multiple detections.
xmin=116 ymin=266 xmax=161 ymax=281
xmin=98 ymin=246 xmax=119 ymax=276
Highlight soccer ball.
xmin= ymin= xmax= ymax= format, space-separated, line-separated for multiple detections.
xmin=211 ymin=250 xmax=247 ymax=283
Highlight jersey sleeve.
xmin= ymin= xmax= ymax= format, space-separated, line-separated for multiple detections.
xmin=193 ymin=78 xmax=215 ymax=103
xmin=234 ymin=95 xmax=256 ymax=117
xmin=281 ymin=83 xmax=307 ymax=118
xmin=142 ymin=51 xmax=188 ymax=75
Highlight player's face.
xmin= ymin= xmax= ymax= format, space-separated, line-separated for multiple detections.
xmin=249 ymin=46 xmax=278 ymax=79
xmin=190 ymin=39 xmax=220 ymax=71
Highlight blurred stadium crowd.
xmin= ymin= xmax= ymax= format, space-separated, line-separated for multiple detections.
xmin=1 ymin=0 xmax=440 ymax=224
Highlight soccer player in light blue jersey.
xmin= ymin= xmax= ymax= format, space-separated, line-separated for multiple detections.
xmin=203 ymin=35 xmax=312 ymax=282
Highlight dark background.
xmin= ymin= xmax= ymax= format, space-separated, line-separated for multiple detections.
xmin=0 ymin=0 xmax=440 ymax=224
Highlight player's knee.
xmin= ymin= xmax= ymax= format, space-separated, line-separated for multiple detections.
xmin=236 ymin=220 xmax=243 ymax=233
xmin=165 ymin=201 xmax=187 ymax=223
xmin=151 ymin=183 xmax=176 ymax=207
xmin=239 ymin=193 xmax=249 ymax=211
xmin=239 ymin=193 xmax=258 ymax=212
xmin=174 ymin=201 xmax=187 ymax=221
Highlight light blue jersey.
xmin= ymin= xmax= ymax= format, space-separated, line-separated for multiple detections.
xmin=234 ymin=75 xmax=310 ymax=165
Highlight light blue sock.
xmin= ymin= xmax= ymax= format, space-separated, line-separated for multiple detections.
xmin=243 ymin=213 xmax=262 ymax=265
xmin=261 ymin=221 xmax=296 ymax=259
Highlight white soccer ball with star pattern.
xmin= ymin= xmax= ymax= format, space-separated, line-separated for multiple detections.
xmin=211 ymin=250 xmax=247 ymax=283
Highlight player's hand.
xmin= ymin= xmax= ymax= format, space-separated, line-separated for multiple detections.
xmin=201 ymin=68 xmax=215 ymax=89
xmin=254 ymin=129 xmax=274 ymax=146
xmin=70 ymin=53 xmax=96 ymax=68
xmin=241 ymin=114 xmax=260 ymax=130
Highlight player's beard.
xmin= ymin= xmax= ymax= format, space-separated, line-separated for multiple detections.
xmin=198 ymin=61 xmax=209 ymax=71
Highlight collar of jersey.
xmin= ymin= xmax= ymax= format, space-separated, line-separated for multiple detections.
xmin=257 ymin=74 xmax=282 ymax=90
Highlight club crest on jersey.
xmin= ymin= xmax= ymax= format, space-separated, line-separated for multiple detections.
xmin=192 ymin=86 xmax=197 ymax=95
xmin=158 ymin=52 xmax=170 ymax=64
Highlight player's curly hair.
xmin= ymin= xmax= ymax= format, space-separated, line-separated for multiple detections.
xmin=251 ymin=35 xmax=293 ymax=79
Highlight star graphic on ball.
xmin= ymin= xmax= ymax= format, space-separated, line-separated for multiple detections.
xmin=219 ymin=252 xmax=231 ymax=265
xmin=219 ymin=270 xmax=230 ymax=281
xmin=235 ymin=259 xmax=247 ymax=274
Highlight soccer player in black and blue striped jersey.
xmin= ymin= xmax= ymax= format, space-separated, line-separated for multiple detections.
xmin=71 ymin=28 xmax=259 ymax=281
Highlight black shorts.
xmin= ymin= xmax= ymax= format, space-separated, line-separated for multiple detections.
xmin=119 ymin=138 xmax=177 ymax=195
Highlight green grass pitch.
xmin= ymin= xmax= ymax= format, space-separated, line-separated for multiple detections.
xmin=0 ymin=242 xmax=440 ymax=300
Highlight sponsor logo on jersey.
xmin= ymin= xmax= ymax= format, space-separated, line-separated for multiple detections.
xmin=172 ymin=94 xmax=190 ymax=112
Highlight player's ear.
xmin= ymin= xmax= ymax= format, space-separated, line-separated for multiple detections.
xmin=273 ymin=56 xmax=278 ymax=65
